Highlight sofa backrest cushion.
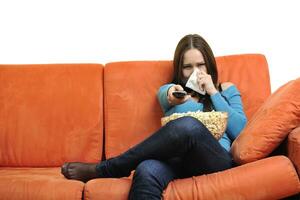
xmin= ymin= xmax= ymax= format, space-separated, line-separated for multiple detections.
xmin=0 ymin=64 xmax=104 ymax=167
xmin=104 ymin=54 xmax=271 ymax=158
xmin=232 ymin=78 xmax=300 ymax=164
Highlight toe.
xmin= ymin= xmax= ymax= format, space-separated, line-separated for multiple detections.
xmin=61 ymin=163 xmax=66 ymax=175
xmin=61 ymin=163 xmax=71 ymax=179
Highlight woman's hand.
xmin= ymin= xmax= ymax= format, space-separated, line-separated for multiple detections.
xmin=197 ymin=71 xmax=218 ymax=95
xmin=167 ymin=85 xmax=191 ymax=105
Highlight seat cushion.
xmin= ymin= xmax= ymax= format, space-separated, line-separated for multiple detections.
xmin=163 ymin=156 xmax=300 ymax=200
xmin=0 ymin=64 xmax=104 ymax=166
xmin=232 ymin=78 xmax=300 ymax=164
xmin=104 ymin=54 xmax=271 ymax=158
xmin=85 ymin=178 xmax=132 ymax=200
xmin=84 ymin=156 xmax=300 ymax=200
xmin=0 ymin=167 xmax=84 ymax=200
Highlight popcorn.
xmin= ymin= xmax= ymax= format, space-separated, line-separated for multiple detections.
xmin=161 ymin=111 xmax=228 ymax=140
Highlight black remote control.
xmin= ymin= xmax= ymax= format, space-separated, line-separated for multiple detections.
xmin=172 ymin=90 xmax=187 ymax=98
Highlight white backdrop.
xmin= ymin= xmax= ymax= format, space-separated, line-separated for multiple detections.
xmin=0 ymin=0 xmax=299 ymax=92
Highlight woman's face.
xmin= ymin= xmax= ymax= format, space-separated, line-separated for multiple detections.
xmin=182 ymin=48 xmax=207 ymax=80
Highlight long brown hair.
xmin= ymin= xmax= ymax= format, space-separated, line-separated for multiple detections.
xmin=172 ymin=34 xmax=219 ymax=111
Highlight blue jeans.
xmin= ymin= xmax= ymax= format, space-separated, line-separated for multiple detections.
xmin=96 ymin=117 xmax=234 ymax=200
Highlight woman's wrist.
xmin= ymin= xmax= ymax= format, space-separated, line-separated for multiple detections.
xmin=208 ymin=88 xmax=218 ymax=96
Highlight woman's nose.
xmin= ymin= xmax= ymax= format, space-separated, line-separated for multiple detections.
xmin=192 ymin=67 xmax=200 ymax=73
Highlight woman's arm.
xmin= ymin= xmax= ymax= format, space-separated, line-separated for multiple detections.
xmin=157 ymin=84 xmax=191 ymax=115
xmin=157 ymin=84 xmax=175 ymax=114
xmin=210 ymin=83 xmax=247 ymax=140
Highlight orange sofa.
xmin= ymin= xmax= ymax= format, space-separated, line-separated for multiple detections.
xmin=0 ymin=54 xmax=299 ymax=200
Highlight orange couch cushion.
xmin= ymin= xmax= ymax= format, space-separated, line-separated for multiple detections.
xmin=163 ymin=156 xmax=300 ymax=200
xmin=0 ymin=64 xmax=104 ymax=167
xmin=84 ymin=156 xmax=300 ymax=200
xmin=85 ymin=178 xmax=132 ymax=200
xmin=216 ymin=54 xmax=271 ymax=119
xmin=288 ymin=126 xmax=300 ymax=173
xmin=0 ymin=167 xmax=84 ymax=200
xmin=232 ymin=78 xmax=300 ymax=164
xmin=104 ymin=54 xmax=271 ymax=158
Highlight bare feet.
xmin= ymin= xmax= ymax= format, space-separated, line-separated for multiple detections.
xmin=61 ymin=162 xmax=100 ymax=182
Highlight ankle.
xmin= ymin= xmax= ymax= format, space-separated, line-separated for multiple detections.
xmin=95 ymin=160 xmax=110 ymax=177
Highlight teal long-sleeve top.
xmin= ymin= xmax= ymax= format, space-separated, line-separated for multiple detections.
xmin=157 ymin=84 xmax=247 ymax=152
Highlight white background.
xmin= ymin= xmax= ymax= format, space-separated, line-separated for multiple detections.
xmin=0 ymin=0 xmax=299 ymax=92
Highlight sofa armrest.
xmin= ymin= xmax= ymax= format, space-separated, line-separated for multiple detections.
xmin=163 ymin=156 xmax=300 ymax=200
xmin=288 ymin=126 xmax=300 ymax=174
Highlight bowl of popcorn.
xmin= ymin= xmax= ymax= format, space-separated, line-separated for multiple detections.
xmin=161 ymin=111 xmax=228 ymax=140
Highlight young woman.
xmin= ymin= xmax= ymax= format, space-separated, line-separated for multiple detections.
xmin=61 ymin=34 xmax=247 ymax=200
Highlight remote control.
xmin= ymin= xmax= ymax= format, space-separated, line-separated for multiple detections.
xmin=172 ymin=90 xmax=187 ymax=98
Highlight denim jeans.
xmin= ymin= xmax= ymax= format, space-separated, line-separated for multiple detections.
xmin=96 ymin=117 xmax=234 ymax=200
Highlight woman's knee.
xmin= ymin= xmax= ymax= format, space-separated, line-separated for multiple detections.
xmin=134 ymin=160 xmax=164 ymax=178
xmin=130 ymin=160 xmax=176 ymax=200
xmin=167 ymin=116 xmax=210 ymax=138
xmin=134 ymin=160 xmax=176 ymax=183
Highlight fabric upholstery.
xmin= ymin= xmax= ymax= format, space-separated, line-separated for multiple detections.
xmin=288 ymin=126 xmax=300 ymax=174
xmin=0 ymin=64 xmax=104 ymax=166
xmin=0 ymin=167 xmax=84 ymax=200
xmin=104 ymin=61 xmax=172 ymax=158
xmin=1 ymin=54 xmax=299 ymax=200
xmin=232 ymin=78 xmax=300 ymax=164
xmin=163 ymin=156 xmax=300 ymax=200
xmin=85 ymin=178 xmax=132 ymax=200
xmin=216 ymin=54 xmax=271 ymax=119
xmin=104 ymin=54 xmax=271 ymax=158
xmin=84 ymin=156 xmax=300 ymax=200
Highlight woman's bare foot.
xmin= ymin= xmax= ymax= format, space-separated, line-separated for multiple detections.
xmin=61 ymin=162 xmax=100 ymax=182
